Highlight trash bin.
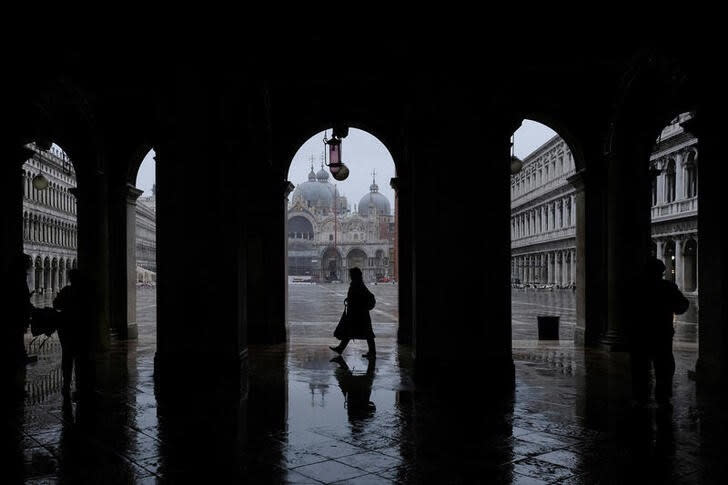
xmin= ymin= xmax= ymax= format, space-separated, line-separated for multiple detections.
xmin=537 ymin=315 xmax=559 ymax=340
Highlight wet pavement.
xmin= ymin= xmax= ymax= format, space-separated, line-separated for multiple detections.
xmin=512 ymin=288 xmax=698 ymax=345
xmin=6 ymin=285 xmax=721 ymax=483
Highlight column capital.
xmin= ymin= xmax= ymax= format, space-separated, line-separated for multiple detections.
xmin=125 ymin=183 xmax=144 ymax=204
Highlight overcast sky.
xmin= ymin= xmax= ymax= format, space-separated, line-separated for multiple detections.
xmin=133 ymin=120 xmax=557 ymax=199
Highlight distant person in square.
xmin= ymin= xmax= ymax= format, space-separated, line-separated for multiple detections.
xmin=631 ymin=257 xmax=689 ymax=405
xmin=330 ymin=267 xmax=377 ymax=359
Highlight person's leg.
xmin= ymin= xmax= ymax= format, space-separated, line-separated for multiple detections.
xmin=330 ymin=339 xmax=350 ymax=353
xmin=654 ymin=340 xmax=675 ymax=402
xmin=58 ymin=330 xmax=72 ymax=393
xmin=363 ymin=338 xmax=376 ymax=358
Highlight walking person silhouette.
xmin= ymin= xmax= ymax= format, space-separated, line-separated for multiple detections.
xmin=631 ymin=257 xmax=689 ymax=405
xmin=330 ymin=267 xmax=377 ymax=359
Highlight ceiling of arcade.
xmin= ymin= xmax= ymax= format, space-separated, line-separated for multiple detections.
xmin=5 ymin=36 xmax=706 ymax=183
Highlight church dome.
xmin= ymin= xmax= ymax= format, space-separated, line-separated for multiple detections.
xmin=291 ymin=180 xmax=334 ymax=209
xmin=357 ymin=173 xmax=391 ymax=216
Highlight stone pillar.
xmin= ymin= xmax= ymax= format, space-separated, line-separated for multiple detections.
xmin=602 ymin=140 xmax=652 ymax=351
xmin=0 ymin=147 xmax=28 ymax=385
xmin=674 ymin=238 xmax=684 ymax=290
xmin=656 ymin=239 xmax=665 ymax=264
xmin=556 ymin=201 xmax=562 ymax=228
xmin=656 ymin=163 xmax=665 ymax=203
xmin=245 ymin=175 xmax=292 ymax=344
xmin=71 ymin=168 xmax=112 ymax=353
xmin=675 ymin=152 xmax=685 ymax=201
xmin=685 ymin=110 xmax=728 ymax=388
xmin=28 ymin=261 xmax=35 ymax=292
xmin=112 ymin=184 xmax=143 ymax=339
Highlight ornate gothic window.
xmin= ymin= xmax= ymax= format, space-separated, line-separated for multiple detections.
xmin=665 ymin=159 xmax=676 ymax=202
xmin=685 ymin=151 xmax=698 ymax=198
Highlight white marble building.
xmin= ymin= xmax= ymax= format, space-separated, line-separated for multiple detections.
xmin=287 ymin=165 xmax=394 ymax=283
xmin=22 ymin=144 xmax=157 ymax=291
xmin=22 ymin=144 xmax=78 ymax=294
xmin=511 ymin=113 xmax=699 ymax=295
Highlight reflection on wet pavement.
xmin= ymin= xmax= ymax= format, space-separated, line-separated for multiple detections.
xmin=5 ymin=285 xmax=722 ymax=483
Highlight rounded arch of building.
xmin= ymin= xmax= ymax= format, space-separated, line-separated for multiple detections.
xmin=320 ymin=246 xmax=344 ymax=260
xmin=346 ymin=247 xmax=369 ymax=260
xmin=126 ymin=142 xmax=156 ymax=185
xmin=281 ymin=120 xmax=401 ymax=180
xmin=512 ymin=111 xmax=588 ymax=173
xmin=287 ymin=212 xmax=318 ymax=233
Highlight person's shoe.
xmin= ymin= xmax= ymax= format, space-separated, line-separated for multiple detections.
xmin=330 ymin=356 xmax=345 ymax=364
xmin=329 ymin=345 xmax=343 ymax=354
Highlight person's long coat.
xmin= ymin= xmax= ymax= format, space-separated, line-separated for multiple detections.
xmin=339 ymin=281 xmax=376 ymax=340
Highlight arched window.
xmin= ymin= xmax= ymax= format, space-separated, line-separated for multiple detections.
xmin=665 ymin=159 xmax=676 ymax=202
xmin=685 ymin=151 xmax=698 ymax=198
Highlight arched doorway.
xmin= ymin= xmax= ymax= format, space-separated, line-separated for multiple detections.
xmin=285 ymin=127 xmax=399 ymax=357
xmin=510 ymin=120 xmax=580 ymax=343
xmin=346 ymin=248 xmax=368 ymax=281
xmin=321 ymin=246 xmax=342 ymax=282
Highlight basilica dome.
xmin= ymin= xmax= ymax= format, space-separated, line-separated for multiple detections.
xmin=290 ymin=164 xmax=336 ymax=210
xmin=358 ymin=177 xmax=391 ymax=216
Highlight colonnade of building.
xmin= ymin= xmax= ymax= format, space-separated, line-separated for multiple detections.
xmin=512 ymin=249 xmax=576 ymax=287
xmin=511 ymin=194 xmax=576 ymax=239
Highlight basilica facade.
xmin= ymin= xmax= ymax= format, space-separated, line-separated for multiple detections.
xmin=511 ymin=113 xmax=699 ymax=296
xmin=22 ymin=144 xmax=157 ymax=293
xmin=287 ymin=164 xmax=395 ymax=283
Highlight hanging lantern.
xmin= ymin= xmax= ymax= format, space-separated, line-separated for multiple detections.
xmin=324 ymin=134 xmax=349 ymax=181
xmin=32 ymin=173 xmax=49 ymax=190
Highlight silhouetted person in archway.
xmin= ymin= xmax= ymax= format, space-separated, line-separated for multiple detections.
xmin=330 ymin=267 xmax=377 ymax=359
xmin=631 ymin=257 xmax=689 ymax=405
xmin=330 ymin=355 xmax=376 ymax=423
xmin=53 ymin=269 xmax=91 ymax=397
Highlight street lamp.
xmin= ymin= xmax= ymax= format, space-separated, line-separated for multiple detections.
xmin=32 ymin=173 xmax=49 ymax=190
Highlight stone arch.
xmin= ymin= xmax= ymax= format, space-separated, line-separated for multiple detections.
xmin=346 ymin=248 xmax=368 ymax=280
xmin=321 ymin=246 xmax=343 ymax=282
xmin=280 ymin=122 xmax=402 ymax=180
xmin=287 ymin=214 xmax=316 ymax=240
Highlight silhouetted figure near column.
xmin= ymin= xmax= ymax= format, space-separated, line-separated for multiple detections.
xmin=631 ymin=257 xmax=689 ymax=405
xmin=330 ymin=267 xmax=377 ymax=359
xmin=53 ymin=269 xmax=91 ymax=397
xmin=330 ymin=355 xmax=376 ymax=422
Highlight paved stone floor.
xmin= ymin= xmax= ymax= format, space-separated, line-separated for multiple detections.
xmin=6 ymin=285 xmax=721 ymax=483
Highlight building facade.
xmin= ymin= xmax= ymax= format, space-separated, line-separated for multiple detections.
xmin=287 ymin=164 xmax=395 ymax=283
xmin=510 ymin=113 xmax=699 ymax=295
xmin=22 ymin=144 xmax=157 ymax=292
xmin=22 ymin=144 xmax=78 ymax=294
